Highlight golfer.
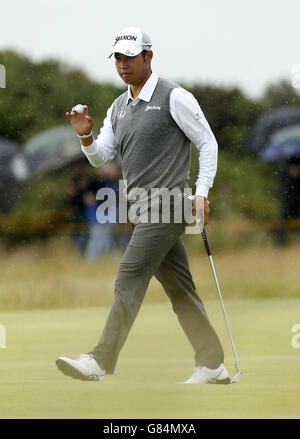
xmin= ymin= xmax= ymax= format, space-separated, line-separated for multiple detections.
xmin=56 ymin=26 xmax=230 ymax=384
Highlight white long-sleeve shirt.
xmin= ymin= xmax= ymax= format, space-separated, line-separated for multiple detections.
xmin=81 ymin=73 xmax=218 ymax=198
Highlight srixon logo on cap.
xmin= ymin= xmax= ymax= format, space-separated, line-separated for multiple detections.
xmin=114 ymin=35 xmax=138 ymax=46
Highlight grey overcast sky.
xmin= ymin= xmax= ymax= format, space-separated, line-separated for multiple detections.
xmin=1 ymin=0 xmax=299 ymax=97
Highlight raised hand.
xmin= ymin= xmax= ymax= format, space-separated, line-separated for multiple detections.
xmin=66 ymin=105 xmax=93 ymax=136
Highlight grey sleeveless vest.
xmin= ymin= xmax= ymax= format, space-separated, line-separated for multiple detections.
xmin=110 ymin=77 xmax=191 ymax=202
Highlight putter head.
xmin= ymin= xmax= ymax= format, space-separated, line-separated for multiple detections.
xmin=231 ymin=371 xmax=242 ymax=384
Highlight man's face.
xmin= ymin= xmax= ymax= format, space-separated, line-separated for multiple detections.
xmin=114 ymin=51 xmax=152 ymax=85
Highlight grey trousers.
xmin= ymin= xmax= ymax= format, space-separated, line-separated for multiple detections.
xmin=89 ymin=220 xmax=224 ymax=373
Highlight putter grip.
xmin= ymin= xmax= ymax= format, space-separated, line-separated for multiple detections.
xmin=201 ymin=228 xmax=212 ymax=256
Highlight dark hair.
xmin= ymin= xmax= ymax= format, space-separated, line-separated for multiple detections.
xmin=141 ymin=50 xmax=148 ymax=61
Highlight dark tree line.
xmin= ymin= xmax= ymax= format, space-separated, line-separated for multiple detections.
xmin=1 ymin=50 xmax=300 ymax=150
xmin=0 ymin=49 xmax=300 ymax=243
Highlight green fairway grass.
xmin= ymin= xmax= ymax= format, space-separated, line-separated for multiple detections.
xmin=0 ymin=299 xmax=299 ymax=419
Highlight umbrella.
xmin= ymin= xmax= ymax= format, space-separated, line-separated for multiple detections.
xmin=260 ymin=138 xmax=300 ymax=162
xmin=0 ymin=137 xmax=29 ymax=213
xmin=270 ymin=124 xmax=300 ymax=144
xmin=246 ymin=106 xmax=300 ymax=152
xmin=23 ymin=125 xmax=87 ymax=177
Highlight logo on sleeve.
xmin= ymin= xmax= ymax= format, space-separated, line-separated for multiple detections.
xmin=193 ymin=112 xmax=201 ymax=120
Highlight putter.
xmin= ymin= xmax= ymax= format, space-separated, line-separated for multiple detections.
xmin=200 ymin=226 xmax=242 ymax=383
xmin=182 ymin=193 xmax=242 ymax=383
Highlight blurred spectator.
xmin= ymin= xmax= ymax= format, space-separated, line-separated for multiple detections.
xmin=280 ymin=158 xmax=300 ymax=219
xmin=83 ymin=162 xmax=123 ymax=260
xmin=65 ymin=166 xmax=89 ymax=254
xmin=275 ymin=157 xmax=300 ymax=244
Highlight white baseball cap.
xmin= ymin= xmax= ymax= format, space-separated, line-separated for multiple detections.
xmin=109 ymin=26 xmax=152 ymax=58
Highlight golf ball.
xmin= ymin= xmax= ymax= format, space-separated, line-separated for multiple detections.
xmin=75 ymin=104 xmax=84 ymax=114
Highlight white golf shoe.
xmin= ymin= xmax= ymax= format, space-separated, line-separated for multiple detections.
xmin=181 ymin=363 xmax=230 ymax=384
xmin=56 ymin=354 xmax=106 ymax=381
